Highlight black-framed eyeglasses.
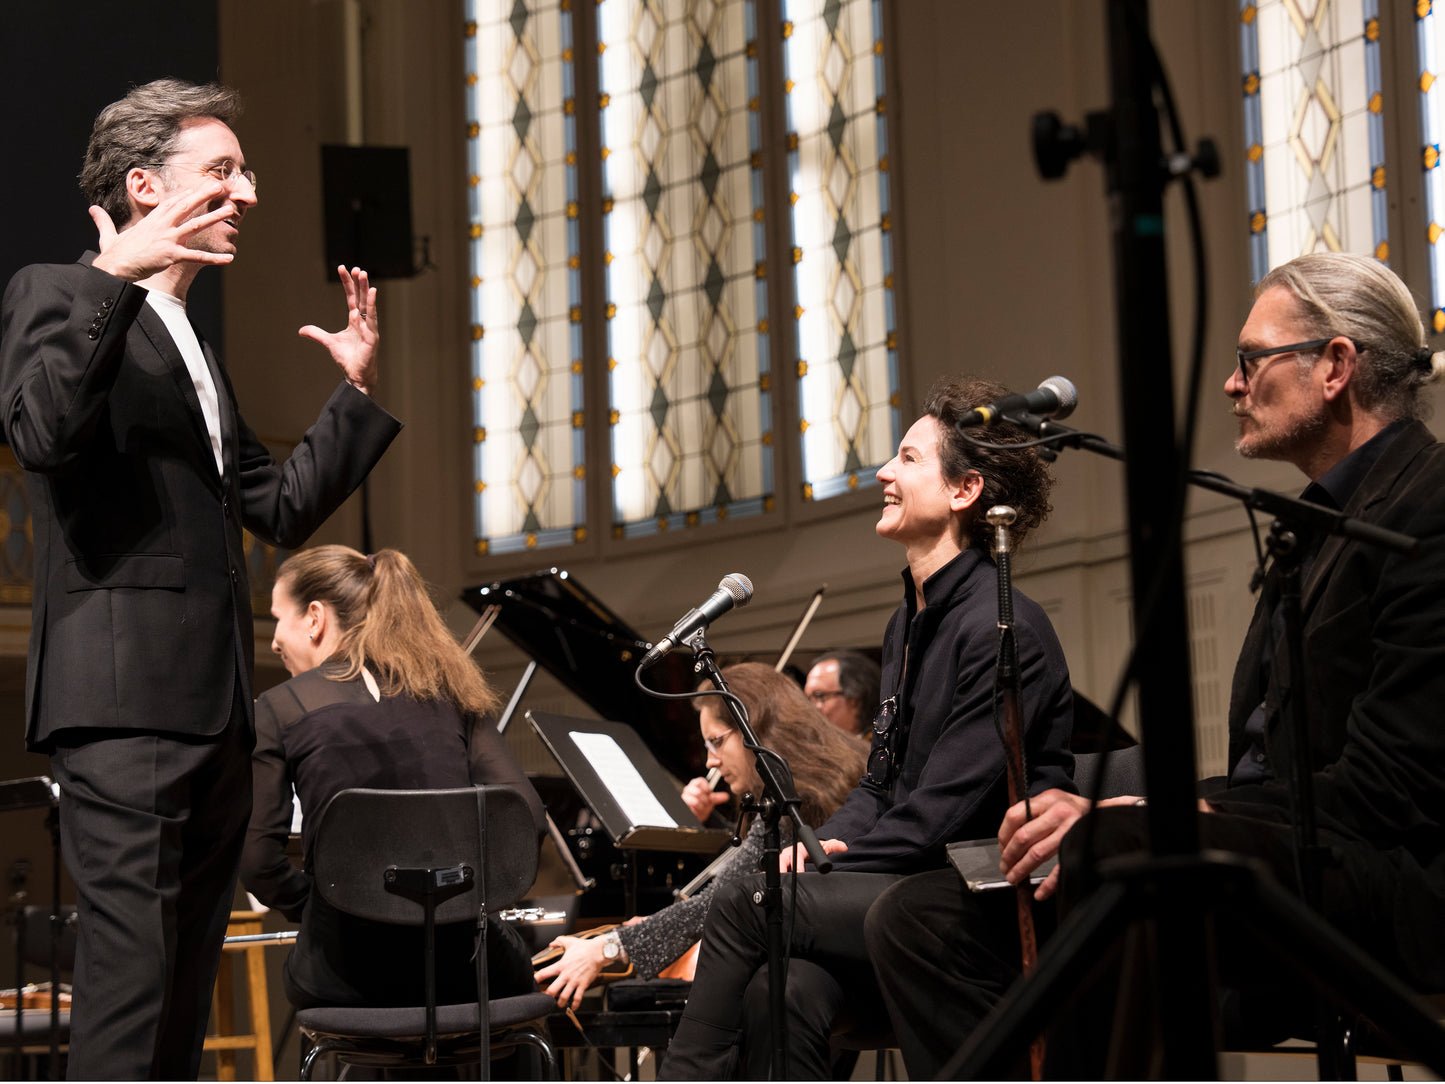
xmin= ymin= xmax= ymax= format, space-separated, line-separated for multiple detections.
xmin=808 ymin=689 xmax=845 ymax=706
xmin=864 ymin=696 xmax=900 ymax=787
xmin=1234 ymin=337 xmax=1335 ymax=385
xmin=702 ymin=729 xmax=735 ymax=756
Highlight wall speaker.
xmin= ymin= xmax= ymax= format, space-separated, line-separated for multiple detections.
xmin=320 ymin=145 xmax=414 ymax=280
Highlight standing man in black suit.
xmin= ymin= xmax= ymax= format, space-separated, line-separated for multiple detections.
xmin=864 ymin=251 xmax=1445 ymax=1077
xmin=0 ymin=78 xmax=402 ymax=1079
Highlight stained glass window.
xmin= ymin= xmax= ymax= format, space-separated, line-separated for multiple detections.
xmin=783 ymin=0 xmax=899 ymax=500
xmin=598 ymin=0 xmax=772 ymax=538
xmin=465 ymin=1 xmax=585 ymax=555
xmin=1416 ymin=2 xmax=1445 ymax=332
xmin=464 ymin=0 xmax=898 ymax=554
xmin=1239 ymin=0 xmax=1386 ymax=282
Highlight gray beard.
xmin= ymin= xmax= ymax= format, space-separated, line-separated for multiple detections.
xmin=1235 ymin=402 xmax=1329 ymax=462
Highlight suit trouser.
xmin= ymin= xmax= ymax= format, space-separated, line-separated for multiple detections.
xmin=658 ymin=870 xmax=900 ymax=1080
xmin=49 ymin=697 xmax=252 ymax=1080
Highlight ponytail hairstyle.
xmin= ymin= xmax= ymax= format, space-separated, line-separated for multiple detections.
xmin=1257 ymin=252 xmax=1444 ymax=422
xmin=274 ymin=545 xmax=499 ymax=718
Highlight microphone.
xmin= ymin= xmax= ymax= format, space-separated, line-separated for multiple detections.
xmin=641 ymin=573 xmax=754 ymax=668
xmin=959 ymin=376 xmax=1078 ymax=428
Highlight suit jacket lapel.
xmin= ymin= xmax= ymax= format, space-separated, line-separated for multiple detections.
xmin=197 ymin=333 xmax=236 ymax=480
xmin=133 ymin=303 xmax=224 ymax=486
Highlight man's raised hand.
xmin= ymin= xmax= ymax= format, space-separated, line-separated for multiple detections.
xmin=89 ymin=182 xmax=233 ymax=281
xmin=299 ymin=266 xmax=379 ymax=396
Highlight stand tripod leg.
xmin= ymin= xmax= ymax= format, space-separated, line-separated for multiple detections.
xmin=943 ymin=852 xmax=1445 ymax=1081
xmin=1237 ymin=868 xmax=1445 ymax=1075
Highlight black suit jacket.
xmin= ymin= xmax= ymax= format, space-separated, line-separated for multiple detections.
xmin=1213 ymin=419 xmax=1445 ymax=985
xmin=0 ymin=255 xmax=402 ymax=749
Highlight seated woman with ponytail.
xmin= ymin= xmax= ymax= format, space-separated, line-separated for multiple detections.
xmin=239 ymin=545 xmax=546 ymax=1009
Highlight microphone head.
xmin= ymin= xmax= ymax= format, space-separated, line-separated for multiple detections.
xmin=719 ymin=572 xmax=754 ymax=607
xmin=1038 ymin=376 xmax=1078 ymax=420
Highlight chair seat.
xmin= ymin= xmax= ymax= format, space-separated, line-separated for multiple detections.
xmin=298 ymin=992 xmax=557 ymax=1040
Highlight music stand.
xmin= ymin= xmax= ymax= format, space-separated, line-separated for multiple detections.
xmin=527 ymin=713 xmax=730 ymax=916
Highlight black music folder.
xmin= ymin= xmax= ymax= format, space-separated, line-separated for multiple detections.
xmin=527 ymin=711 xmax=730 ymax=854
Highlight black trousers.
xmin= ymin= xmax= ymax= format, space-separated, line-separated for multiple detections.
xmin=865 ymin=867 xmax=1042 ymax=1080
xmin=658 ymin=870 xmax=900 ymax=1080
xmin=867 ymin=807 xmax=1418 ymax=1079
xmin=49 ymin=699 xmax=252 ymax=1080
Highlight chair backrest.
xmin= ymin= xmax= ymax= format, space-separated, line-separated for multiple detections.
xmin=19 ymin=905 xmax=77 ymax=971
xmin=311 ymin=784 xmax=538 ymax=925
xmin=1072 ymin=744 xmax=1146 ymax=800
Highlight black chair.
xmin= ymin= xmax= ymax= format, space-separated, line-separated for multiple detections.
xmin=1071 ymin=743 xmax=1145 ymax=800
xmin=295 ymin=785 xmax=560 ymax=1080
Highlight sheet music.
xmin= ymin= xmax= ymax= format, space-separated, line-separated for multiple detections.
xmin=569 ymin=730 xmax=678 ymax=828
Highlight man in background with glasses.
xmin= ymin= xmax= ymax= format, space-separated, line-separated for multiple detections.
xmin=660 ymin=376 xmax=1076 ymax=1079
xmin=803 ymin=649 xmax=881 ymax=739
xmin=0 ymin=78 xmax=401 ymax=1079
xmin=865 ymin=251 xmax=1445 ymax=1078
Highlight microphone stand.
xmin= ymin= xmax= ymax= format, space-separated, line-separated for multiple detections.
xmin=681 ymin=630 xmax=832 ymax=1081
xmin=946 ymin=411 xmax=1445 ymax=1078
xmin=1013 ymin=413 xmax=1421 ymax=559
xmin=986 ymin=505 xmax=1044 ymax=1081
xmin=945 ymin=0 xmax=1445 ymax=1070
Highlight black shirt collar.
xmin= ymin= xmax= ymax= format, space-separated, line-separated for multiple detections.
xmin=900 ymin=546 xmax=984 ymax=620
xmin=1302 ymin=418 xmax=1407 ymax=511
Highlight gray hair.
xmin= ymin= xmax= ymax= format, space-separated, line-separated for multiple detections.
xmin=80 ymin=79 xmax=243 ymax=227
xmin=1257 ymin=252 xmax=1443 ymax=421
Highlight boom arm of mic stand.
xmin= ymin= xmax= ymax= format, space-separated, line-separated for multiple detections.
xmin=1012 ymin=413 xmax=1419 ymax=556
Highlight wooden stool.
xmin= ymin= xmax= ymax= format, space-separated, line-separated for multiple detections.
xmin=204 ymin=910 xmax=276 ymax=1081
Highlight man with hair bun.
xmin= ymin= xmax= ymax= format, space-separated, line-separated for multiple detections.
xmin=659 ymin=376 xmax=1076 ymax=1079
xmin=864 ymin=252 xmax=1445 ymax=1078
xmin=0 ymin=79 xmax=399 ymax=1077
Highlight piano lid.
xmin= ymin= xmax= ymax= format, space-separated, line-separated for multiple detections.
xmin=462 ymin=569 xmax=704 ymax=784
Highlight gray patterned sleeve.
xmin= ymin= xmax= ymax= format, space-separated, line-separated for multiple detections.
xmin=616 ymin=819 xmax=790 ymax=980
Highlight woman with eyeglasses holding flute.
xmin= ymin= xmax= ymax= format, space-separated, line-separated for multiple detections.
xmin=658 ymin=376 xmax=1077 ymax=1080
xmin=534 ymin=663 xmax=865 ymax=1007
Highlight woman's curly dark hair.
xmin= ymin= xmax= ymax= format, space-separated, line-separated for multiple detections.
xmin=921 ymin=375 xmax=1055 ymax=552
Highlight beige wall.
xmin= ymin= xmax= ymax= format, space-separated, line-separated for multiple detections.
xmin=209 ymin=0 xmax=1306 ymax=777
xmin=7 ymin=0 xmax=1419 ymax=806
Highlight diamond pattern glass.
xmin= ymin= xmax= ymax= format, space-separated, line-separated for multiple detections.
xmin=600 ymin=0 xmax=773 ymax=537
xmin=1415 ymin=1 xmax=1445 ymax=331
xmin=783 ymin=0 xmax=900 ymax=501
xmin=466 ymin=0 xmax=586 ymax=554
xmin=1240 ymin=0 xmax=1386 ymax=282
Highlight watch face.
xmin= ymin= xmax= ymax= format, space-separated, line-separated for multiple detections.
xmin=602 ymin=936 xmax=619 ymax=960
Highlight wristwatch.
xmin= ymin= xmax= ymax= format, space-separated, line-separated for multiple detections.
xmin=601 ymin=930 xmax=622 ymax=961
